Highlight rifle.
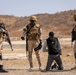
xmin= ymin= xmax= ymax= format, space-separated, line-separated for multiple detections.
xmin=5 ymin=32 xmax=13 ymax=51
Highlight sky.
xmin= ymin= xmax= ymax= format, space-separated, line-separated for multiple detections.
xmin=0 ymin=0 xmax=76 ymax=17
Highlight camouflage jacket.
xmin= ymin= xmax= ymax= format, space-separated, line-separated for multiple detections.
xmin=22 ymin=23 xmax=42 ymax=40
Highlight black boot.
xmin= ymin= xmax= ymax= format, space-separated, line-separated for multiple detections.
xmin=0 ymin=65 xmax=8 ymax=72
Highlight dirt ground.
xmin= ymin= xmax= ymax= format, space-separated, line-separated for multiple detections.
xmin=0 ymin=38 xmax=76 ymax=75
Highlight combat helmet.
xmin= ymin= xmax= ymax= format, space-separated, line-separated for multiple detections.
xmin=30 ymin=16 xmax=37 ymax=21
xmin=73 ymin=15 xmax=76 ymax=20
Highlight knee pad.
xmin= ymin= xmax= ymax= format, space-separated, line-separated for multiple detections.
xmin=74 ymin=53 xmax=76 ymax=59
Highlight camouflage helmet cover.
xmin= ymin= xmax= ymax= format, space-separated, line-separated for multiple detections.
xmin=30 ymin=16 xmax=37 ymax=21
xmin=74 ymin=15 xmax=76 ymax=19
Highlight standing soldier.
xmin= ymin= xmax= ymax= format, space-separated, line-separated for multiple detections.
xmin=71 ymin=15 xmax=76 ymax=69
xmin=21 ymin=16 xmax=42 ymax=70
xmin=0 ymin=22 xmax=7 ymax=72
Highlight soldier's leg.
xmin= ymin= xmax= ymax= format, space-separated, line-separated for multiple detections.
xmin=35 ymin=50 xmax=41 ymax=68
xmin=71 ymin=41 xmax=76 ymax=70
xmin=74 ymin=40 xmax=76 ymax=66
xmin=55 ymin=55 xmax=63 ymax=70
xmin=0 ymin=46 xmax=2 ymax=65
xmin=0 ymin=53 xmax=7 ymax=72
xmin=28 ymin=51 xmax=33 ymax=68
xmin=0 ymin=53 xmax=2 ymax=71
xmin=74 ymin=53 xmax=76 ymax=66
xmin=33 ymin=40 xmax=41 ymax=69
xmin=28 ymin=40 xmax=33 ymax=68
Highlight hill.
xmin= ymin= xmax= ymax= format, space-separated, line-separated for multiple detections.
xmin=0 ymin=10 xmax=76 ymax=38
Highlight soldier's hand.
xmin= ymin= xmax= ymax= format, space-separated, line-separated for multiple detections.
xmin=21 ymin=36 xmax=25 ymax=40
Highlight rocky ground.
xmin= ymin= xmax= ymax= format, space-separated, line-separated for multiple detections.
xmin=0 ymin=38 xmax=76 ymax=75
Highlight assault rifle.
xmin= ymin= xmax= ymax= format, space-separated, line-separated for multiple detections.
xmin=5 ymin=32 xmax=13 ymax=51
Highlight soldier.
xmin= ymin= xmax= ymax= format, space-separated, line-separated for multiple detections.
xmin=21 ymin=16 xmax=42 ymax=70
xmin=71 ymin=15 xmax=76 ymax=69
xmin=0 ymin=22 xmax=7 ymax=72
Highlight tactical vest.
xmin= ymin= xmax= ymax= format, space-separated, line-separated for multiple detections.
xmin=27 ymin=24 xmax=41 ymax=40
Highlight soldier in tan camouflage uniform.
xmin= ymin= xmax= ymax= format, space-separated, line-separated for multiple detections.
xmin=21 ymin=16 xmax=42 ymax=70
xmin=0 ymin=22 xmax=7 ymax=72
xmin=71 ymin=15 xmax=76 ymax=70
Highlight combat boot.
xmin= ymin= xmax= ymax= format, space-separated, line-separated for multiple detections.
xmin=30 ymin=62 xmax=33 ymax=69
xmin=0 ymin=65 xmax=8 ymax=72
xmin=39 ymin=61 xmax=42 ymax=70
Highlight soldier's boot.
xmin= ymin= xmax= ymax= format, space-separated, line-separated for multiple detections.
xmin=0 ymin=65 xmax=8 ymax=72
xmin=30 ymin=62 xmax=33 ymax=69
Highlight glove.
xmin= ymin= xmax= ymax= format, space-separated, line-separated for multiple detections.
xmin=34 ymin=40 xmax=42 ymax=51
xmin=21 ymin=36 xmax=25 ymax=40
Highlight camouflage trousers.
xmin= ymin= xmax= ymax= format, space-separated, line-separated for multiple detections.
xmin=74 ymin=40 xmax=76 ymax=53
xmin=28 ymin=40 xmax=41 ymax=68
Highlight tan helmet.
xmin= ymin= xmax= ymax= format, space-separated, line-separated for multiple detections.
xmin=73 ymin=15 xmax=76 ymax=19
xmin=30 ymin=16 xmax=37 ymax=21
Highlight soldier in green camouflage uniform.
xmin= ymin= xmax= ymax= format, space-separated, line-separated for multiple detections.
xmin=21 ymin=16 xmax=42 ymax=70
